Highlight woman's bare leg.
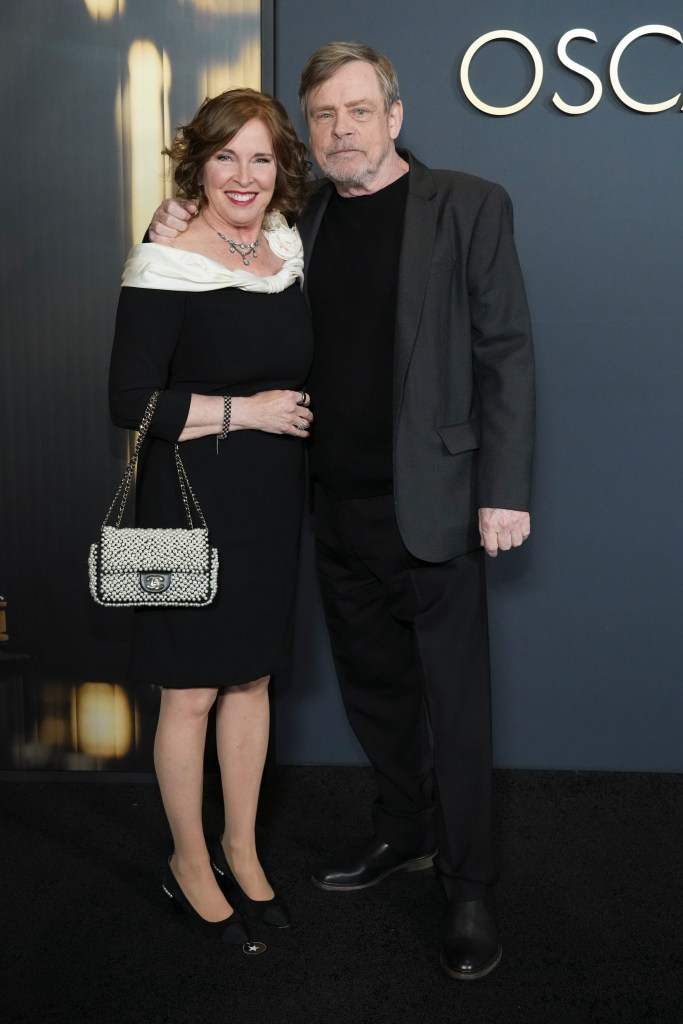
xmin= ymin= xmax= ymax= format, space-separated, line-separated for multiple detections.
xmin=154 ymin=686 xmax=234 ymax=921
xmin=215 ymin=676 xmax=274 ymax=900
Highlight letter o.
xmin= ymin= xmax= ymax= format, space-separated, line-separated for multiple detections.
xmin=460 ymin=30 xmax=544 ymax=116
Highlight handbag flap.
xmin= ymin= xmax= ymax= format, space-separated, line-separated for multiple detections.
xmin=100 ymin=526 xmax=211 ymax=572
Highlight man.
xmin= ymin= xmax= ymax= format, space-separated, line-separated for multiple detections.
xmin=150 ymin=42 xmax=534 ymax=981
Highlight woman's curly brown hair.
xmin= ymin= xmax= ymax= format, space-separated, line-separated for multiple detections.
xmin=165 ymin=88 xmax=311 ymax=217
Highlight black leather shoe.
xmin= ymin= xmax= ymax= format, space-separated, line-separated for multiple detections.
xmin=440 ymin=898 xmax=501 ymax=980
xmin=211 ymin=836 xmax=290 ymax=929
xmin=312 ymin=838 xmax=436 ymax=891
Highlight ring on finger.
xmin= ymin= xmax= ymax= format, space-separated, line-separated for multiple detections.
xmin=296 ymin=390 xmax=307 ymax=407
xmin=295 ymin=421 xmax=307 ymax=431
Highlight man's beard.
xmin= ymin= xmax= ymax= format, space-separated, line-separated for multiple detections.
xmin=318 ymin=139 xmax=392 ymax=188
xmin=319 ymin=152 xmax=372 ymax=187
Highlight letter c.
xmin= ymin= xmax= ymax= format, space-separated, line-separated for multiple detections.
xmin=460 ymin=30 xmax=543 ymax=116
xmin=609 ymin=25 xmax=682 ymax=113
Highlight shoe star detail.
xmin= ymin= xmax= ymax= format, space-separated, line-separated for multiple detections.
xmin=242 ymin=941 xmax=267 ymax=956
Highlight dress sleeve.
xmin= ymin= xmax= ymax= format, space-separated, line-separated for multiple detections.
xmin=108 ymin=286 xmax=192 ymax=441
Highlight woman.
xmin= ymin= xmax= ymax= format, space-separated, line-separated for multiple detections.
xmin=108 ymin=89 xmax=314 ymax=953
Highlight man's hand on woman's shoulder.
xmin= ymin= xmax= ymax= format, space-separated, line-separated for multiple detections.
xmin=148 ymin=198 xmax=197 ymax=243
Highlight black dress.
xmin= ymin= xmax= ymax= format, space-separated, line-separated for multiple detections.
xmin=109 ymin=271 xmax=314 ymax=688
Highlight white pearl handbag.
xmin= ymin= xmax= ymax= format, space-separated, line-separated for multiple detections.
xmin=88 ymin=391 xmax=219 ymax=608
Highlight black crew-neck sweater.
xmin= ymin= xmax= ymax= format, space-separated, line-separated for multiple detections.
xmin=306 ymin=172 xmax=408 ymax=497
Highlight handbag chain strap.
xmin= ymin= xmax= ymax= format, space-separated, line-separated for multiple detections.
xmin=174 ymin=443 xmax=207 ymax=529
xmin=102 ymin=390 xmax=207 ymax=531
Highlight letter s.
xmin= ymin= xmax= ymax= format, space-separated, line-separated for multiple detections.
xmin=553 ymin=29 xmax=603 ymax=115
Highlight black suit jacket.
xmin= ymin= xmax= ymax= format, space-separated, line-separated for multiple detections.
xmin=297 ymin=150 xmax=535 ymax=562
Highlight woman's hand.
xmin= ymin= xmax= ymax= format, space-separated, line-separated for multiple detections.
xmin=232 ymin=391 xmax=313 ymax=438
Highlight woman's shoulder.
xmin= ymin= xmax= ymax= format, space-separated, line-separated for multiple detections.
xmin=121 ymin=243 xmax=235 ymax=292
xmin=122 ymin=239 xmax=303 ymax=295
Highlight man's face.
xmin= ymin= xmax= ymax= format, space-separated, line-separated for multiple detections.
xmin=306 ymin=60 xmax=403 ymax=191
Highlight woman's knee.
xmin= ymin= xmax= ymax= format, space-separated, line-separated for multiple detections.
xmin=160 ymin=686 xmax=218 ymax=718
xmin=222 ymin=675 xmax=270 ymax=698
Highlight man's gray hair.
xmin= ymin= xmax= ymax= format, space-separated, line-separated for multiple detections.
xmin=299 ymin=41 xmax=400 ymax=118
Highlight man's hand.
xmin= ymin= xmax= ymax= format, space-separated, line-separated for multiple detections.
xmin=148 ymin=198 xmax=197 ymax=243
xmin=478 ymin=508 xmax=530 ymax=558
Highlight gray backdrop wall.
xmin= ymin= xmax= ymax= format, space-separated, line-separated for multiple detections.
xmin=1 ymin=1 xmax=680 ymax=774
xmin=272 ymin=0 xmax=683 ymax=771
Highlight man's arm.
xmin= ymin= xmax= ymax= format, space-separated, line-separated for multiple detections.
xmin=147 ymin=198 xmax=197 ymax=243
xmin=467 ymin=184 xmax=535 ymax=556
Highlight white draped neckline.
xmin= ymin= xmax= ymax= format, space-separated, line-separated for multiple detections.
xmin=121 ymin=212 xmax=304 ymax=293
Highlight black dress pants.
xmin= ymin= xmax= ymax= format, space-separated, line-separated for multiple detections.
xmin=314 ymin=488 xmax=495 ymax=901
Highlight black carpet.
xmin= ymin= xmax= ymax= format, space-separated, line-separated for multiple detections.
xmin=1 ymin=768 xmax=681 ymax=1024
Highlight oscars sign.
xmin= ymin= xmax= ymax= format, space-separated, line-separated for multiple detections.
xmin=460 ymin=25 xmax=683 ymax=115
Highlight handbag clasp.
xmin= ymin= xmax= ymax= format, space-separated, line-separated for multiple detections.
xmin=140 ymin=572 xmax=172 ymax=593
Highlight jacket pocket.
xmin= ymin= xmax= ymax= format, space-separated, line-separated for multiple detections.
xmin=437 ymin=418 xmax=480 ymax=454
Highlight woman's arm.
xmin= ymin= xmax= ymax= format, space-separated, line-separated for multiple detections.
xmin=109 ymin=287 xmax=313 ymax=441
xmin=179 ymin=391 xmax=313 ymax=440
xmin=109 ymin=287 xmax=191 ymax=439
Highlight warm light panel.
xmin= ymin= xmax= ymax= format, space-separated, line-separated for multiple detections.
xmin=189 ymin=0 xmax=260 ymax=13
xmin=199 ymin=36 xmax=261 ymax=99
xmin=126 ymin=41 xmax=173 ymax=245
xmin=82 ymin=0 xmax=125 ymax=20
xmin=72 ymin=683 xmax=133 ymax=759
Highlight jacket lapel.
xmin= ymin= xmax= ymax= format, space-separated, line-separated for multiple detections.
xmin=393 ymin=152 xmax=438 ymax=419
xmin=297 ymin=181 xmax=335 ymax=303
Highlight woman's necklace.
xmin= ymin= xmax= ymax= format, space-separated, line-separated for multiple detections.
xmin=214 ymin=230 xmax=260 ymax=266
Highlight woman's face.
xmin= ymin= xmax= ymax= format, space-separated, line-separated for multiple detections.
xmin=201 ymin=117 xmax=277 ymax=232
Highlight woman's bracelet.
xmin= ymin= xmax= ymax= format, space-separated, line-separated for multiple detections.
xmin=218 ymin=395 xmax=232 ymax=440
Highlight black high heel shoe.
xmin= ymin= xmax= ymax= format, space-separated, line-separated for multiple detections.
xmin=211 ymin=837 xmax=290 ymax=929
xmin=162 ymin=858 xmax=266 ymax=955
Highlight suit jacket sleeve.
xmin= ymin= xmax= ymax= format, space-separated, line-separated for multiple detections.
xmin=467 ymin=184 xmax=535 ymax=511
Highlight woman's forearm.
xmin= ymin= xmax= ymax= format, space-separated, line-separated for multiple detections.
xmin=177 ymin=394 xmax=267 ymax=440
xmin=177 ymin=394 xmax=225 ymax=440
xmin=177 ymin=390 xmax=312 ymax=441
